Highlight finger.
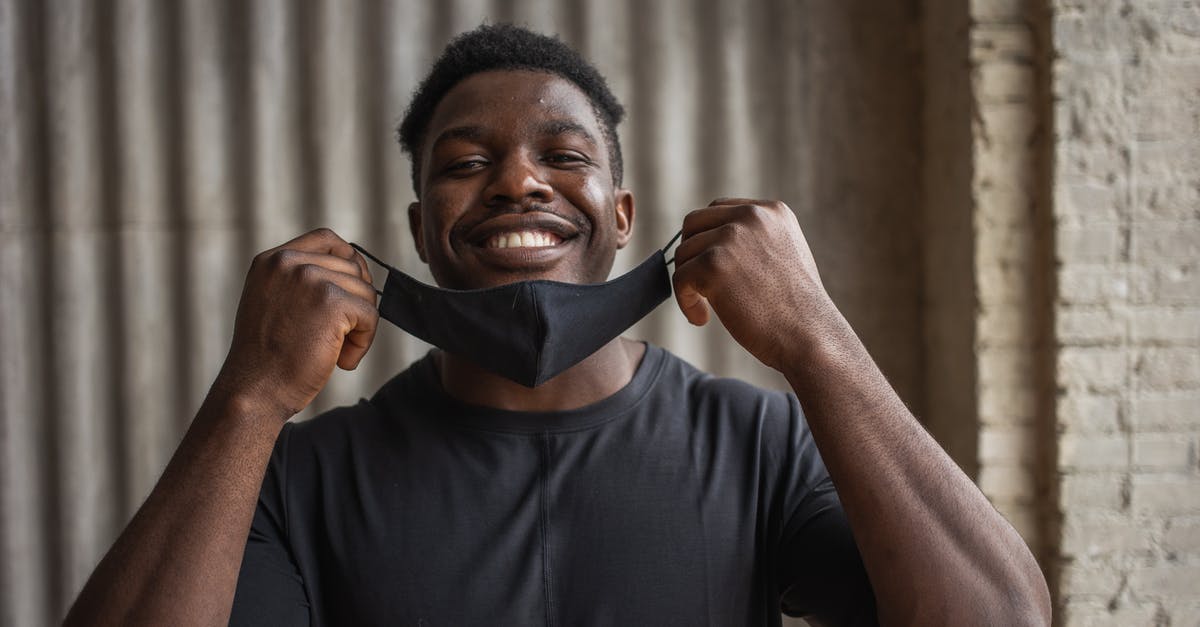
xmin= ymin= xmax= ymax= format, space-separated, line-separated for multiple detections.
xmin=673 ymin=222 xmax=733 ymax=268
xmin=278 ymin=227 xmax=357 ymax=259
xmin=337 ymin=302 xmax=379 ymax=371
xmin=350 ymin=249 xmax=373 ymax=285
xmin=308 ymin=275 xmax=379 ymax=371
xmin=275 ymin=250 xmax=370 ymax=282
xmin=681 ymin=204 xmax=756 ymax=238
xmin=296 ymin=263 xmax=379 ymax=305
xmin=671 ymin=258 xmax=712 ymax=326
xmin=708 ymin=197 xmax=762 ymax=207
xmin=674 ymin=283 xmax=711 ymax=326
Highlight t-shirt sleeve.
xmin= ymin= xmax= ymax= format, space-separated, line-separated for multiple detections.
xmin=229 ymin=422 xmax=311 ymax=627
xmin=775 ymin=394 xmax=878 ymax=625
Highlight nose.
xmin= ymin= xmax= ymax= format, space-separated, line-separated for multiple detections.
xmin=483 ymin=151 xmax=554 ymax=207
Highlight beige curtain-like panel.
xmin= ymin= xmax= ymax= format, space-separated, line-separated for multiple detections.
xmin=0 ymin=1 xmax=924 ymax=624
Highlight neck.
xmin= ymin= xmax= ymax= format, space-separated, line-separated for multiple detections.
xmin=436 ymin=337 xmax=645 ymax=412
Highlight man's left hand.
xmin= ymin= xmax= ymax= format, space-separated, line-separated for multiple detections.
xmin=672 ymin=198 xmax=831 ymax=372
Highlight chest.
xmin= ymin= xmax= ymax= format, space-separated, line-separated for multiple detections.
xmin=292 ymin=426 xmax=768 ymax=626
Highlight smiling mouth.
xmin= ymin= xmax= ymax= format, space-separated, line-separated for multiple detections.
xmin=484 ymin=229 xmax=564 ymax=249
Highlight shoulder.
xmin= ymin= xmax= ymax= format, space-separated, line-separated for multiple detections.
xmin=648 ymin=346 xmax=808 ymax=464
xmin=284 ymin=355 xmax=433 ymax=457
xmin=653 ymin=346 xmax=801 ymax=424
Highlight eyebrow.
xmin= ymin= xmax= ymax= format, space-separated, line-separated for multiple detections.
xmin=537 ymin=119 xmax=598 ymax=146
xmin=430 ymin=120 xmax=599 ymax=152
xmin=430 ymin=125 xmax=485 ymax=152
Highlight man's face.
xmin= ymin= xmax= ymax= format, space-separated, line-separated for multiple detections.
xmin=408 ymin=69 xmax=633 ymax=290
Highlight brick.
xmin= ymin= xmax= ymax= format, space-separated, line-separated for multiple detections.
xmin=970 ymin=23 xmax=1033 ymax=62
xmin=1131 ymin=474 xmax=1200 ymax=515
xmin=1058 ymin=393 xmax=1121 ymax=432
xmin=977 ymin=141 xmax=1039 ymax=189
xmin=1058 ymin=265 xmax=1129 ymax=305
xmin=977 ymin=185 xmax=1036 ymax=229
xmin=1132 ymin=434 xmax=1195 ymax=471
xmin=1130 ymin=306 xmax=1200 ymax=344
xmin=1131 ymin=391 xmax=1200 ymax=429
xmin=1055 ymin=111 xmax=1130 ymax=172
xmin=1057 ymin=182 xmax=1121 ymax=223
xmin=979 ymin=262 xmax=1038 ymax=306
xmin=1061 ymin=512 xmax=1153 ymax=557
xmin=978 ymin=305 xmax=1037 ymax=348
xmin=980 ymin=425 xmax=1037 ymax=464
xmin=1161 ymin=601 xmax=1200 ymax=627
xmin=977 ymin=223 xmax=1036 ymax=266
xmin=1059 ymin=433 xmax=1129 ymax=470
xmin=1133 ymin=347 xmax=1200 ymax=390
xmin=970 ymin=0 xmax=1026 ymax=23
xmin=1134 ymin=97 xmax=1200 ymax=142
xmin=1056 ymin=306 xmax=1125 ymax=345
xmin=1060 ymin=602 xmax=1159 ymax=627
xmin=1058 ymin=562 xmax=1125 ymax=597
xmin=979 ymin=464 xmax=1037 ymax=503
xmin=975 ymin=62 xmax=1036 ymax=103
xmin=1054 ymin=13 xmax=1137 ymax=59
xmin=1134 ymin=139 xmax=1200 ymax=182
xmin=1134 ymin=182 xmax=1200 ymax=221
xmin=1164 ymin=517 xmax=1200 ymax=554
xmin=1130 ymin=264 xmax=1200 ymax=306
xmin=1060 ymin=473 xmax=1126 ymax=510
xmin=1057 ymin=223 xmax=1123 ymax=263
xmin=976 ymin=103 xmax=1039 ymax=152
xmin=1131 ymin=222 xmax=1200 ymax=264
xmin=980 ymin=385 xmax=1039 ymax=425
xmin=1128 ymin=563 xmax=1200 ymax=599
xmin=980 ymin=347 xmax=1037 ymax=387
xmin=1058 ymin=347 xmax=1128 ymax=392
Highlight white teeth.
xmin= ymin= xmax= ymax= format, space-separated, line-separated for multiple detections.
xmin=487 ymin=230 xmax=560 ymax=249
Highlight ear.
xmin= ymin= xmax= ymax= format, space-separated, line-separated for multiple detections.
xmin=614 ymin=188 xmax=635 ymax=249
xmin=407 ymin=202 xmax=428 ymax=263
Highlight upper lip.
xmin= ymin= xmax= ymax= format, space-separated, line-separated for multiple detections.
xmin=463 ymin=211 xmax=582 ymax=247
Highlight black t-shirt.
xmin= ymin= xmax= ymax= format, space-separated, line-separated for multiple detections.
xmin=230 ymin=344 xmax=877 ymax=626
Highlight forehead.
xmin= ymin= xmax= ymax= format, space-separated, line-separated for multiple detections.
xmin=425 ymin=69 xmax=603 ymax=143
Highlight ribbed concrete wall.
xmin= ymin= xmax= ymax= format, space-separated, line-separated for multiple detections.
xmin=0 ymin=1 xmax=924 ymax=624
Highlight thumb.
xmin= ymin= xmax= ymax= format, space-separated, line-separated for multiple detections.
xmin=675 ymin=284 xmax=711 ymax=327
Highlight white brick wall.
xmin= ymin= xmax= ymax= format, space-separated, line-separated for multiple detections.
xmin=970 ymin=0 xmax=1051 ymax=554
xmin=1052 ymin=1 xmax=1200 ymax=625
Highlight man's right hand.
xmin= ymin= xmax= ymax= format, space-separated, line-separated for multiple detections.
xmin=214 ymin=228 xmax=379 ymax=421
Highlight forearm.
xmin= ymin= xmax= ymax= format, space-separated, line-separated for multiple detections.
xmin=783 ymin=311 xmax=1050 ymax=626
xmin=63 ymin=386 xmax=285 ymax=627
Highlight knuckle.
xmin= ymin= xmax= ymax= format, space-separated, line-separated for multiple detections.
xmin=273 ymin=249 xmax=301 ymax=270
xmin=295 ymin=262 xmax=324 ymax=286
xmin=742 ymin=203 xmax=768 ymax=223
xmin=318 ymin=277 xmax=344 ymax=304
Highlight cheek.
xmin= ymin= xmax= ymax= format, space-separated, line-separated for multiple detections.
xmin=419 ymin=188 xmax=464 ymax=239
xmin=571 ymin=175 xmax=616 ymax=231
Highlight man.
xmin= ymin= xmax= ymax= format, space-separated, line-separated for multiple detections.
xmin=66 ymin=25 xmax=1050 ymax=626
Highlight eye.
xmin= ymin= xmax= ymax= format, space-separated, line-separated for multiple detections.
xmin=444 ymin=158 xmax=488 ymax=174
xmin=543 ymin=152 xmax=591 ymax=167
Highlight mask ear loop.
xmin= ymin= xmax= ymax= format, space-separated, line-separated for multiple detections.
xmin=662 ymin=229 xmax=684 ymax=265
xmin=349 ymin=242 xmax=386 ymax=297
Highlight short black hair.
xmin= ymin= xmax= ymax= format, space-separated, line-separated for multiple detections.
xmin=396 ymin=23 xmax=626 ymax=195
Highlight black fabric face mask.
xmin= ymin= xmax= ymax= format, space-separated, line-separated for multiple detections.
xmin=351 ymin=232 xmax=681 ymax=388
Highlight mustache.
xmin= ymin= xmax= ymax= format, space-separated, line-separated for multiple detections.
xmin=456 ymin=203 xmax=592 ymax=238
